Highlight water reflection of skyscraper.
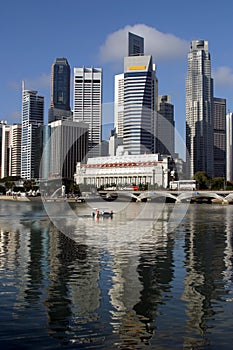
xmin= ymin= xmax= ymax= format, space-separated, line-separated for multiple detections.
xmin=181 ymin=205 xmax=230 ymax=348
xmin=223 ymin=206 xmax=233 ymax=295
xmin=44 ymin=225 xmax=101 ymax=339
xmin=107 ymin=208 xmax=174 ymax=347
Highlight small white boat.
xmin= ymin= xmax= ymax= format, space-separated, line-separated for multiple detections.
xmin=92 ymin=208 xmax=114 ymax=218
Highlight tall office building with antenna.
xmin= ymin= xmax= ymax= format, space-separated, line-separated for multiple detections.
xmin=21 ymin=81 xmax=44 ymax=179
xmin=186 ymin=40 xmax=214 ymax=178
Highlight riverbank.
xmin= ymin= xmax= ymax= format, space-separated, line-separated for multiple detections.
xmin=0 ymin=195 xmax=31 ymax=201
xmin=0 ymin=195 xmax=85 ymax=203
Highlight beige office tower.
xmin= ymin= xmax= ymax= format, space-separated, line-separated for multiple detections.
xmin=1 ymin=123 xmax=22 ymax=178
xmin=73 ymin=67 xmax=102 ymax=158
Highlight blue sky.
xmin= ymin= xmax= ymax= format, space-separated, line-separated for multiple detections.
xmin=0 ymin=0 xmax=233 ymax=156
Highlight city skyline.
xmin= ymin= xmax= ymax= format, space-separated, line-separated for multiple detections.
xmin=1 ymin=0 xmax=232 ymax=154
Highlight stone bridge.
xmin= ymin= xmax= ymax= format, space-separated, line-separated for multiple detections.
xmin=133 ymin=190 xmax=233 ymax=204
xmin=101 ymin=190 xmax=233 ymax=204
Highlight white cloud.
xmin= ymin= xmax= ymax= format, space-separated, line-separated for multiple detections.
xmin=8 ymin=73 xmax=50 ymax=91
xmin=24 ymin=73 xmax=50 ymax=90
xmin=213 ymin=66 xmax=233 ymax=87
xmin=99 ymin=24 xmax=189 ymax=64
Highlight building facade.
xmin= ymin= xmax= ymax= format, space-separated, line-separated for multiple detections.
xmin=114 ymin=32 xmax=158 ymax=156
xmin=0 ymin=121 xmax=7 ymax=177
xmin=114 ymin=73 xmax=124 ymax=138
xmin=35 ymin=125 xmax=51 ymax=180
xmin=9 ymin=124 xmax=22 ymax=177
xmin=128 ymin=32 xmax=144 ymax=56
xmin=213 ymin=97 xmax=226 ymax=178
xmin=157 ymin=95 xmax=175 ymax=156
xmin=73 ymin=67 xmax=102 ymax=157
xmin=226 ymin=112 xmax=233 ymax=181
xmin=49 ymin=120 xmax=88 ymax=180
xmin=186 ymin=40 xmax=214 ymax=178
xmin=74 ymin=154 xmax=172 ymax=189
xmin=123 ymin=55 xmax=157 ymax=154
xmin=1 ymin=123 xmax=22 ymax=178
xmin=1 ymin=124 xmax=10 ymax=178
xmin=48 ymin=58 xmax=72 ymax=123
xmin=21 ymin=85 xmax=44 ymax=179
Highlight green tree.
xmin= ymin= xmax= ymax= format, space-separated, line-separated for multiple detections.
xmin=23 ymin=179 xmax=36 ymax=191
xmin=69 ymin=182 xmax=80 ymax=194
xmin=211 ymin=177 xmax=225 ymax=190
xmin=193 ymin=171 xmax=211 ymax=190
xmin=226 ymin=181 xmax=233 ymax=190
xmin=5 ymin=181 xmax=15 ymax=190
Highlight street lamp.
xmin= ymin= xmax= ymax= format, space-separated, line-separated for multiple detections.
xmin=152 ymin=168 xmax=155 ymax=189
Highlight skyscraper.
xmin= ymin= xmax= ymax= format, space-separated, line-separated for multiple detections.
xmin=213 ymin=97 xmax=226 ymax=178
xmin=123 ymin=55 xmax=157 ymax=154
xmin=114 ymin=32 xmax=158 ymax=155
xmin=21 ymin=83 xmax=44 ymax=179
xmin=1 ymin=123 xmax=22 ymax=178
xmin=9 ymin=124 xmax=22 ymax=177
xmin=157 ymin=95 xmax=175 ymax=156
xmin=35 ymin=125 xmax=51 ymax=180
xmin=0 ymin=121 xmax=7 ymax=177
xmin=48 ymin=58 xmax=72 ymax=123
xmin=1 ymin=124 xmax=10 ymax=178
xmin=114 ymin=73 xmax=124 ymax=138
xmin=226 ymin=112 xmax=233 ymax=181
xmin=73 ymin=67 xmax=102 ymax=157
xmin=186 ymin=40 xmax=214 ymax=178
xmin=128 ymin=32 xmax=144 ymax=56
xmin=49 ymin=120 xmax=88 ymax=179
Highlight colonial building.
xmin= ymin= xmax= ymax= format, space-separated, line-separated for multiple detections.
xmin=74 ymin=154 xmax=173 ymax=189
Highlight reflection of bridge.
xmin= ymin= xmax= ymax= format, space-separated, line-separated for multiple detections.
xmin=100 ymin=190 xmax=233 ymax=204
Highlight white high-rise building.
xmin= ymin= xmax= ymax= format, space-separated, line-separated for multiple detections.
xmin=21 ymin=84 xmax=44 ymax=179
xmin=123 ymin=55 xmax=157 ymax=154
xmin=114 ymin=32 xmax=158 ymax=155
xmin=0 ymin=121 xmax=8 ymax=178
xmin=114 ymin=73 xmax=124 ymax=138
xmin=10 ymin=124 xmax=22 ymax=177
xmin=186 ymin=40 xmax=214 ymax=178
xmin=1 ymin=124 xmax=10 ymax=178
xmin=226 ymin=112 xmax=233 ymax=181
xmin=73 ymin=67 xmax=102 ymax=157
xmin=1 ymin=124 xmax=22 ymax=178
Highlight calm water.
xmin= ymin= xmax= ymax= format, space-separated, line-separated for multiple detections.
xmin=0 ymin=199 xmax=233 ymax=349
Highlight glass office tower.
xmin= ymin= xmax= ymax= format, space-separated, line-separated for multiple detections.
xmin=49 ymin=58 xmax=71 ymax=123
